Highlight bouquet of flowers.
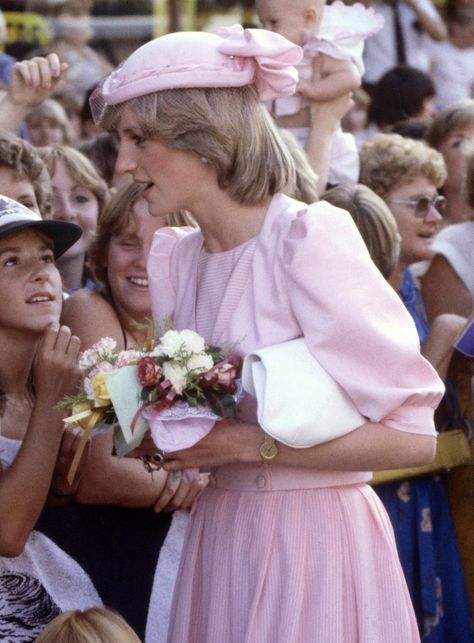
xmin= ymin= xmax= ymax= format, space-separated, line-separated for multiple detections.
xmin=61 ymin=330 xmax=242 ymax=484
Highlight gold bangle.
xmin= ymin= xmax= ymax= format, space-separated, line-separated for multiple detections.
xmin=259 ymin=435 xmax=278 ymax=462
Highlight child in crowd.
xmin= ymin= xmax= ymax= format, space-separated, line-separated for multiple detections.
xmin=427 ymin=5 xmax=474 ymax=109
xmin=25 ymin=98 xmax=74 ymax=147
xmin=34 ymin=608 xmax=141 ymax=643
xmin=255 ymin=0 xmax=383 ymax=183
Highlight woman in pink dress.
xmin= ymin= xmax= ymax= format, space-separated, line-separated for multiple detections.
xmin=92 ymin=26 xmax=445 ymax=643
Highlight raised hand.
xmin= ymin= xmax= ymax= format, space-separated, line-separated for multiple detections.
xmin=8 ymin=53 xmax=68 ymax=110
xmin=33 ymin=323 xmax=81 ymax=407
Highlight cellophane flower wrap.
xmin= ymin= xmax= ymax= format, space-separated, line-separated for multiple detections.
xmin=60 ymin=330 xmax=242 ymax=483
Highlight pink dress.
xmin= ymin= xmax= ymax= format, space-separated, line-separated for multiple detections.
xmin=147 ymin=194 xmax=444 ymax=643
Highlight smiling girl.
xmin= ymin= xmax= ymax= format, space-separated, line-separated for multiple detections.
xmin=38 ymin=145 xmax=109 ymax=292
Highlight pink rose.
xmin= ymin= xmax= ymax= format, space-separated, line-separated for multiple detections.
xmin=138 ymin=357 xmax=162 ymax=387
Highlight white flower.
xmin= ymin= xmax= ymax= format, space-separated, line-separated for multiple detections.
xmin=187 ymin=352 xmax=213 ymax=374
xmin=159 ymin=330 xmax=184 ymax=358
xmin=162 ymin=361 xmax=188 ymax=395
xmin=158 ymin=329 xmax=206 ymax=359
xmin=179 ymin=330 xmax=205 ymax=355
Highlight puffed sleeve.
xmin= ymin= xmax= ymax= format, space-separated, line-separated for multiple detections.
xmin=147 ymin=226 xmax=193 ymax=332
xmin=281 ymin=203 xmax=444 ymax=436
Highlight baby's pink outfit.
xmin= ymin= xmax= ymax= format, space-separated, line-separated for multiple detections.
xmin=270 ymin=2 xmax=384 ymax=183
xmin=147 ymin=194 xmax=442 ymax=642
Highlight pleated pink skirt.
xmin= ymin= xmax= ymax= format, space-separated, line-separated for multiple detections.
xmin=167 ymin=467 xmax=420 ymax=643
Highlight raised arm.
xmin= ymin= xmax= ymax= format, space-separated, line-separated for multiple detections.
xmin=402 ymin=0 xmax=447 ymax=41
xmin=0 ymin=325 xmax=80 ymax=557
xmin=304 ymin=90 xmax=354 ymax=193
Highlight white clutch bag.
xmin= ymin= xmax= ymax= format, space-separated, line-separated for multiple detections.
xmin=242 ymin=338 xmax=366 ymax=447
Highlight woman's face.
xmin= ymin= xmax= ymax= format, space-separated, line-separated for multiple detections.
xmin=386 ymin=175 xmax=443 ymax=266
xmin=47 ymin=159 xmax=99 ymax=260
xmin=0 ymin=167 xmax=40 ymax=213
xmin=27 ymin=116 xmax=65 ymax=147
xmin=0 ymin=229 xmax=62 ymax=334
xmin=115 ymin=107 xmax=211 ymax=218
xmin=105 ymin=199 xmax=166 ymax=323
xmin=437 ymin=122 xmax=474 ymax=191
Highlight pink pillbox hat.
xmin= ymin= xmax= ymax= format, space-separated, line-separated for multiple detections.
xmin=93 ymin=25 xmax=302 ymax=118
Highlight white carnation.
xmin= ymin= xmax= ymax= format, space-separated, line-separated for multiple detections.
xmin=187 ymin=353 xmax=213 ymax=374
xmin=179 ymin=330 xmax=205 ymax=355
xmin=159 ymin=330 xmax=184 ymax=358
xmin=162 ymin=361 xmax=188 ymax=394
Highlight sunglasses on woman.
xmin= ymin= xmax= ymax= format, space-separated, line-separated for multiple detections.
xmin=389 ymin=195 xmax=447 ymax=219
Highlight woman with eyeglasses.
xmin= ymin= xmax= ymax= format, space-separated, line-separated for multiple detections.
xmin=359 ymin=132 xmax=473 ymax=643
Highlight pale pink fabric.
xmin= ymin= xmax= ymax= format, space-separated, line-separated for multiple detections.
xmin=98 ymin=26 xmax=301 ymax=107
xmin=147 ymin=193 xmax=443 ymax=642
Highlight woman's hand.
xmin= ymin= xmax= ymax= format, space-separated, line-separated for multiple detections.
xmin=160 ymin=421 xmax=262 ymax=473
xmin=129 ymin=422 xmax=262 ymax=472
xmin=153 ymin=472 xmax=209 ymax=513
xmin=33 ymin=324 xmax=81 ymax=407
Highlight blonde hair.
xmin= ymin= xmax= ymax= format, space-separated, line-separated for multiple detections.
xmin=359 ymin=133 xmax=447 ymax=200
xmin=100 ymin=85 xmax=295 ymax=206
xmin=278 ymin=128 xmax=319 ymax=204
xmin=38 ymin=145 xmax=110 ymax=215
xmin=25 ymin=98 xmax=74 ymax=146
xmin=424 ymin=98 xmax=474 ymax=150
xmin=88 ymin=182 xmax=195 ymax=290
xmin=322 ymin=183 xmax=401 ymax=279
xmin=33 ymin=607 xmax=141 ymax=643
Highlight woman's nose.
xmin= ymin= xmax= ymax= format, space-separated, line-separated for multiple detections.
xmin=115 ymin=145 xmax=137 ymax=175
xmin=52 ymin=195 xmax=75 ymax=221
xmin=426 ymin=204 xmax=443 ymax=223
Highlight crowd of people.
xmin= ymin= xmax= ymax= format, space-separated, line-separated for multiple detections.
xmin=0 ymin=0 xmax=473 ymax=641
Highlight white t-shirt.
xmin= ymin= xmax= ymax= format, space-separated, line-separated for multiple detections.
xmin=426 ymin=40 xmax=474 ymax=109
xmin=432 ymin=221 xmax=474 ymax=295
xmin=363 ymin=0 xmax=443 ymax=83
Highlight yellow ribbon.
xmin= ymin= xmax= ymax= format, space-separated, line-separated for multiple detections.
xmin=65 ymin=400 xmax=109 ymax=485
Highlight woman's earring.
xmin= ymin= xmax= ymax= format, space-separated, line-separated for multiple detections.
xmin=200 ymin=156 xmax=208 ymax=164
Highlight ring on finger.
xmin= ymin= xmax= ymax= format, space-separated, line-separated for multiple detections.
xmin=151 ymin=449 xmax=166 ymax=464
xmin=140 ymin=455 xmax=161 ymax=474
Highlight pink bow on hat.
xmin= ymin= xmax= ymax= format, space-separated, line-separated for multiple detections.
xmin=216 ymin=25 xmax=302 ymax=101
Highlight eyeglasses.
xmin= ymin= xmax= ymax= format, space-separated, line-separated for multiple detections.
xmin=389 ymin=195 xmax=447 ymax=219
